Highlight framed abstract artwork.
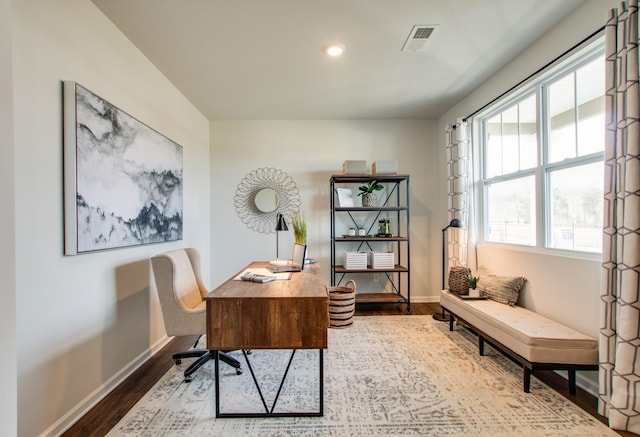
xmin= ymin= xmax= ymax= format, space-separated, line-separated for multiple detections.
xmin=63 ymin=81 xmax=183 ymax=255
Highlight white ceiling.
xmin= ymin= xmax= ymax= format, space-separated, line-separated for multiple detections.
xmin=91 ymin=0 xmax=584 ymax=120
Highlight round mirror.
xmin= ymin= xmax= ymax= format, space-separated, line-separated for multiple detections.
xmin=254 ymin=188 xmax=279 ymax=213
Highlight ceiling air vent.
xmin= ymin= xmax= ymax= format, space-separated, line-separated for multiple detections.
xmin=401 ymin=25 xmax=437 ymax=52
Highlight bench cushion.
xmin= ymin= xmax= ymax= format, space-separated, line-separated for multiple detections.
xmin=440 ymin=290 xmax=598 ymax=365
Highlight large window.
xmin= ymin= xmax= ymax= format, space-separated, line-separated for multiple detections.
xmin=479 ymin=44 xmax=604 ymax=253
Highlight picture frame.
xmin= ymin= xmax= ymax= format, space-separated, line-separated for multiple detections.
xmin=63 ymin=81 xmax=183 ymax=254
xmin=336 ymin=188 xmax=354 ymax=207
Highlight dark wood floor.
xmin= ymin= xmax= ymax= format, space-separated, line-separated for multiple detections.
xmin=63 ymin=302 xmax=636 ymax=437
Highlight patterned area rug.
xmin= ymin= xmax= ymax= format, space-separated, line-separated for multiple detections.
xmin=107 ymin=315 xmax=615 ymax=436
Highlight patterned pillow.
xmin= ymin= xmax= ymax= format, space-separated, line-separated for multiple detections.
xmin=477 ymin=273 xmax=526 ymax=306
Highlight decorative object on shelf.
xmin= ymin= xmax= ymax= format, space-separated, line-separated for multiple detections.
xmin=336 ymin=188 xmax=354 ymax=207
xmin=357 ymin=180 xmax=383 ymax=207
xmin=342 ymin=160 xmax=367 ymax=174
xmin=343 ymin=252 xmax=367 ymax=270
xmin=358 ymin=228 xmax=366 ymax=236
xmin=327 ymin=279 xmax=357 ymax=328
xmin=291 ymin=210 xmax=307 ymax=245
xmin=369 ymin=252 xmax=395 ymax=269
xmin=63 ymin=81 xmax=183 ymax=255
xmin=234 ymin=167 xmax=301 ymax=234
xmin=348 ymin=228 xmax=356 ymax=236
xmin=372 ymin=160 xmax=398 ymax=175
xmin=433 ymin=218 xmax=463 ymax=322
xmin=377 ymin=219 xmax=391 ymax=236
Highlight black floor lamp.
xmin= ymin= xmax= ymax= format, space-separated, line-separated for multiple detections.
xmin=433 ymin=218 xmax=462 ymax=322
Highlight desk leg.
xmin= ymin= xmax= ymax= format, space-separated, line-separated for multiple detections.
xmin=214 ymin=349 xmax=324 ymax=418
xmin=213 ymin=350 xmax=220 ymax=418
xmin=319 ymin=348 xmax=324 ymax=416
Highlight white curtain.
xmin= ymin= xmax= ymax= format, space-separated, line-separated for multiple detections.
xmin=445 ymin=121 xmax=474 ymax=272
xmin=598 ymin=0 xmax=640 ymax=432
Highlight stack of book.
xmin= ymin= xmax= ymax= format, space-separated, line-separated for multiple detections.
xmin=241 ymin=272 xmax=276 ymax=283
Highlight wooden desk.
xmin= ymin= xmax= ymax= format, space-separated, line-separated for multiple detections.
xmin=205 ymin=262 xmax=328 ymax=417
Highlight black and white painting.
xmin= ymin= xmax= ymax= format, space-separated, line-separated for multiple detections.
xmin=63 ymin=81 xmax=183 ymax=254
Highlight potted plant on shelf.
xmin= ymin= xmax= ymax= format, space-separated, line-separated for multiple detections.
xmin=357 ymin=180 xmax=383 ymax=207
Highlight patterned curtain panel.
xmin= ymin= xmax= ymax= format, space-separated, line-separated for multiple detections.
xmin=445 ymin=121 xmax=473 ymax=271
xmin=599 ymin=0 xmax=640 ymax=432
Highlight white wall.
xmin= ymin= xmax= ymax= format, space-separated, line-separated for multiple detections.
xmin=437 ymin=0 xmax=617 ymax=393
xmin=210 ymin=120 xmax=440 ymax=301
xmin=1 ymin=0 xmax=17 ymax=435
xmin=12 ymin=1 xmax=211 ymax=435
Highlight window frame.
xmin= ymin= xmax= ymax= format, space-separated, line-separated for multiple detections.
xmin=475 ymin=39 xmax=605 ymax=257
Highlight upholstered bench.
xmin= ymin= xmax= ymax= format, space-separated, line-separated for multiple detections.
xmin=440 ymin=289 xmax=598 ymax=394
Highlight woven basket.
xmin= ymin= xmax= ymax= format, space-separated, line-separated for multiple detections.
xmin=327 ymin=280 xmax=357 ymax=328
xmin=448 ymin=266 xmax=471 ymax=295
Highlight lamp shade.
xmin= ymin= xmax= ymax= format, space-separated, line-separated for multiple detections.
xmin=442 ymin=218 xmax=462 ymax=232
xmin=276 ymin=214 xmax=288 ymax=231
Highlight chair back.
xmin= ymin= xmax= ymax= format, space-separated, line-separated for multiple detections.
xmin=151 ymin=248 xmax=208 ymax=336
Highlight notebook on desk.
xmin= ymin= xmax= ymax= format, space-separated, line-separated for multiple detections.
xmin=267 ymin=243 xmax=306 ymax=273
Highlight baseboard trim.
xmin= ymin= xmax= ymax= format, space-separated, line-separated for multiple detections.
xmin=409 ymin=296 xmax=440 ymax=303
xmin=40 ymin=335 xmax=171 ymax=437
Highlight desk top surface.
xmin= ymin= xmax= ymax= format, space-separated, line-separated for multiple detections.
xmin=205 ymin=262 xmax=325 ymax=300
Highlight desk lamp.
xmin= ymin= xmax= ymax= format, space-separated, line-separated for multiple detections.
xmin=271 ymin=213 xmax=289 ymax=266
xmin=433 ymin=218 xmax=462 ymax=322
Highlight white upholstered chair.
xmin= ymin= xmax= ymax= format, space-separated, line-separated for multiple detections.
xmin=151 ymin=248 xmax=242 ymax=382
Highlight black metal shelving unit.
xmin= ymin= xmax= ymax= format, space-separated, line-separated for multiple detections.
xmin=330 ymin=174 xmax=411 ymax=314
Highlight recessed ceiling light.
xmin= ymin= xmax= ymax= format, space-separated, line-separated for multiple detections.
xmin=323 ymin=43 xmax=345 ymax=57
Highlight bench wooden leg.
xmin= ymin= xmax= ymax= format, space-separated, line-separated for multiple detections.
xmin=523 ymin=367 xmax=531 ymax=393
xmin=568 ymin=369 xmax=576 ymax=395
xmin=478 ymin=336 xmax=485 ymax=356
xmin=448 ymin=312 xmax=454 ymax=331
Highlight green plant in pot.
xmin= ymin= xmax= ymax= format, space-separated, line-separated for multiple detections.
xmin=357 ymin=180 xmax=383 ymax=207
xmin=467 ymin=271 xmax=479 ymax=289
xmin=467 ymin=271 xmax=480 ymax=296
xmin=467 ymin=270 xmax=480 ymax=290
xmin=291 ymin=210 xmax=307 ymax=245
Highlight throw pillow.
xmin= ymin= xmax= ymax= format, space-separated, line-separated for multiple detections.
xmin=477 ymin=272 xmax=526 ymax=306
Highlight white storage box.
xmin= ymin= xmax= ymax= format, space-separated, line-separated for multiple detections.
xmin=369 ymin=252 xmax=395 ymax=269
xmin=372 ymin=160 xmax=398 ymax=174
xmin=343 ymin=252 xmax=367 ymax=269
xmin=342 ymin=160 xmax=367 ymax=174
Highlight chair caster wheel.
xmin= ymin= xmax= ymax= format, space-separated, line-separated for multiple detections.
xmin=184 ymin=375 xmax=192 ymax=383
xmin=174 ymin=359 xmax=182 ymax=365
xmin=236 ymin=368 xmax=243 ymax=375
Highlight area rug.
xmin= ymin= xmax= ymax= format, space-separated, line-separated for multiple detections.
xmin=107 ymin=316 xmax=615 ymax=436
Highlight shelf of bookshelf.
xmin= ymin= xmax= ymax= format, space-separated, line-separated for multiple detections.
xmin=334 ymin=265 xmax=409 ymax=273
